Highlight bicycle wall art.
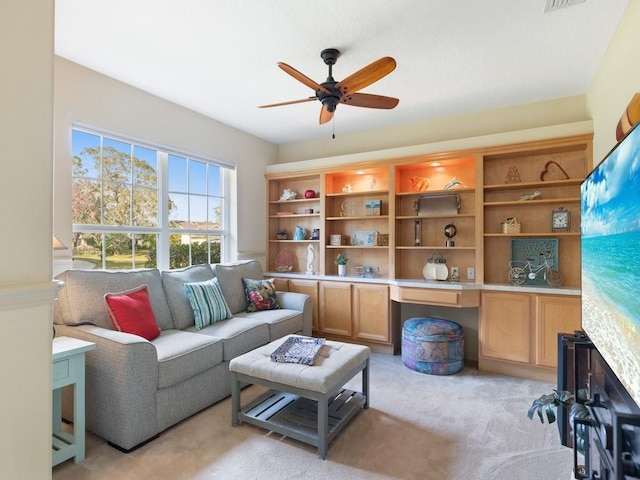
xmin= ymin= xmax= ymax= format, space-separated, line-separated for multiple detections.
xmin=507 ymin=238 xmax=561 ymax=287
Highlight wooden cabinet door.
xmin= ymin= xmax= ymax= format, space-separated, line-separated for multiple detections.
xmin=353 ymin=283 xmax=390 ymax=342
xmin=480 ymin=292 xmax=531 ymax=363
xmin=319 ymin=281 xmax=352 ymax=337
xmin=273 ymin=278 xmax=289 ymax=292
xmin=535 ymin=295 xmax=581 ymax=368
xmin=288 ymin=279 xmax=319 ymax=333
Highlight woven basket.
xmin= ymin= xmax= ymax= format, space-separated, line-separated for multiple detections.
xmin=502 ymin=217 xmax=521 ymax=234
xmin=375 ymin=234 xmax=389 ymax=246
xmin=329 ymin=234 xmax=347 ymax=246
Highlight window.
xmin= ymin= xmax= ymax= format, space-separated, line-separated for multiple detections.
xmin=71 ymin=127 xmax=231 ymax=270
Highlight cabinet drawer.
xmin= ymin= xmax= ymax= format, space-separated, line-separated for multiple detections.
xmin=52 ymin=359 xmax=69 ymax=382
xmin=391 ymin=286 xmax=480 ymax=307
xmin=398 ymin=287 xmax=460 ymax=306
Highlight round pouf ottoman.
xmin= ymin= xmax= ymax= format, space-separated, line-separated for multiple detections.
xmin=401 ymin=317 xmax=464 ymax=375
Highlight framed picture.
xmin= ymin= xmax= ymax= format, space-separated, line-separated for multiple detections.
xmin=510 ymin=238 xmax=559 ymax=286
xmin=365 ymin=199 xmax=381 ymax=216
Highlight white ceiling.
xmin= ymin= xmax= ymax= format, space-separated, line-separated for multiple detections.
xmin=54 ymin=0 xmax=629 ymax=145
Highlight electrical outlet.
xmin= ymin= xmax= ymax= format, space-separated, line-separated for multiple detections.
xmin=450 ymin=266 xmax=459 ymax=280
xmin=467 ymin=267 xmax=475 ymax=280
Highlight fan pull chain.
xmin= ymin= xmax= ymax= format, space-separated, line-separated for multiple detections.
xmin=332 ymin=117 xmax=335 ymax=139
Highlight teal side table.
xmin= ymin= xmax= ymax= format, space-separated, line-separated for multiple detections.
xmin=52 ymin=336 xmax=96 ymax=467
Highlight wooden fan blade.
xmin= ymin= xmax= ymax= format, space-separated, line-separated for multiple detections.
xmin=336 ymin=57 xmax=396 ymax=95
xmin=278 ymin=62 xmax=331 ymax=94
xmin=341 ymin=92 xmax=399 ymax=109
xmin=259 ymin=97 xmax=316 ymax=108
xmin=319 ymin=105 xmax=334 ymax=125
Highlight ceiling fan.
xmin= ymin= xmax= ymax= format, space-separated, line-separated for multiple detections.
xmin=259 ymin=48 xmax=399 ymax=125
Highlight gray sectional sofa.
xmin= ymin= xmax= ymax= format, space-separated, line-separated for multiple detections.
xmin=53 ymin=260 xmax=312 ymax=451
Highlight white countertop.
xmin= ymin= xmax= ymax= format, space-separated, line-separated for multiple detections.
xmin=267 ymin=272 xmax=581 ymax=296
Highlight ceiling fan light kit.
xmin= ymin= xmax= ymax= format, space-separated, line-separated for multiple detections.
xmin=260 ymin=48 xmax=399 ymax=126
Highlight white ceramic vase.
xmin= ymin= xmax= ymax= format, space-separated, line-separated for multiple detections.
xmin=338 ymin=264 xmax=347 ymax=277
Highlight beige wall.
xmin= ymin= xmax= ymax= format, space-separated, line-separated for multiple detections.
xmin=588 ymin=1 xmax=640 ymax=164
xmin=53 ymin=57 xmax=278 ymax=266
xmin=0 ymin=1 xmax=57 ymax=479
xmin=277 ymin=95 xmax=590 ymax=164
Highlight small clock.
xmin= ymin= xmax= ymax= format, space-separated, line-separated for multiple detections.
xmin=551 ymin=206 xmax=571 ymax=232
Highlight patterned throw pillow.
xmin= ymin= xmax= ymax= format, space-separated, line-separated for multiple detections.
xmin=242 ymin=278 xmax=281 ymax=312
xmin=104 ymin=285 xmax=161 ymax=341
xmin=184 ymin=278 xmax=233 ymax=330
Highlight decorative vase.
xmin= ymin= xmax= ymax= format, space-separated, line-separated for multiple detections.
xmin=338 ymin=264 xmax=346 ymax=277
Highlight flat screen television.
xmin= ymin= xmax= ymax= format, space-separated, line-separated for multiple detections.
xmin=581 ymin=122 xmax=640 ymax=406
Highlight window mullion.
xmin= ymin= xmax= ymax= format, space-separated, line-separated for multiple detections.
xmin=157 ymin=151 xmax=170 ymax=270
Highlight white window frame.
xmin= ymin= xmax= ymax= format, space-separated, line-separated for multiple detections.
xmin=71 ymin=125 xmax=233 ymax=270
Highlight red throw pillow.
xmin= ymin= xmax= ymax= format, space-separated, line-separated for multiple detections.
xmin=104 ymin=285 xmax=161 ymax=340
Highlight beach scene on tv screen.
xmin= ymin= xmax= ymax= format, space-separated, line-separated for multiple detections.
xmin=581 ymin=125 xmax=640 ymax=405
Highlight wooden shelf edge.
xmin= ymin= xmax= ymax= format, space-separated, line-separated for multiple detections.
xmin=395 ymin=188 xmax=476 ymax=196
xmin=326 ymin=215 xmax=389 ymax=221
xmin=484 ymin=197 xmax=580 ymax=207
xmin=269 ymin=239 xmax=321 ymax=243
xmin=483 ymin=179 xmax=583 ymax=191
xmin=269 ymin=198 xmax=321 ymax=204
xmin=269 ymin=214 xmax=320 ymax=218
xmin=326 ymin=190 xmax=390 ymax=197
xmin=396 ymin=214 xmax=475 ymax=220
xmin=484 ymin=233 xmax=580 ymax=237
xmin=325 ymin=245 xmax=389 ymax=249
xmin=395 ymin=246 xmax=476 ymax=250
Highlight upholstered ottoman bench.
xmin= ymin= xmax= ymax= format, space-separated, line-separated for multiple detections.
xmin=401 ymin=317 xmax=464 ymax=375
xmin=230 ymin=335 xmax=370 ymax=459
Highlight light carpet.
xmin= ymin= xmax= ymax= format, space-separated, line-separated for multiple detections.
xmin=52 ymin=353 xmax=572 ymax=480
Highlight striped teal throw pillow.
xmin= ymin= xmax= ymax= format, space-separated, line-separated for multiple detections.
xmin=184 ymin=278 xmax=233 ymax=330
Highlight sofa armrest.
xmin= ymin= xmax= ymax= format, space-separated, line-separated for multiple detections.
xmin=276 ymin=291 xmax=312 ymax=336
xmin=54 ymin=324 xmax=160 ymax=451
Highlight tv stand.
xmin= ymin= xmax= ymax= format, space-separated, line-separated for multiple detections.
xmin=559 ymin=334 xmax=640 ymax=479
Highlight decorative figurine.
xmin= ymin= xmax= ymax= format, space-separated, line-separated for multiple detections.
xmin=410 ymin=176 xmax=430 ymax=192
xmin=505 ymin=165 xmax=521 ymax=184
xmin=306 ymin=244 xmax=315 ymax=275
xmin=518 ymin=190 xmax=542 ymax=201
xmin=414 ymin=220 xmax=422 ymax=246
xmin=444 ymin=177 xmax=464 ymax=190
xmin=280 ymin=188 xmax=297 ymax=201
xmin=540 ymin=160 xmax=570 ymax=181
xmin=444 ymin=223 xmax=457 ymax=247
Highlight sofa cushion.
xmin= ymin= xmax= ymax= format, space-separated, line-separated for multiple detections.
xmin=104 ymin=285 xmax=161 ymax=340
xmin=234 ymin=309 xmax=304 ymax=341
xmin=242 ymin=278 xmax=281 ymax=312
xmin=54 ymin=269 xmax=174 ymax=330
xmin=184 ymin=278 xmax=233 ymax=329
xmin=212 ymin=260 xmax=264 ymax=315
xmin=153 ymin=329 xmax=224 ymax=389
xmin=187 ymin=316 xmax=270 ymax=361
xmin=161 ymin=264 xmax=215 ymax=330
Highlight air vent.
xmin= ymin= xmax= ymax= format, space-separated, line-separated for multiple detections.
xmin=544 ymin=0 xmax=586 ymax=12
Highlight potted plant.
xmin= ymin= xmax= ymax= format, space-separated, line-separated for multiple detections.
xmin=335 ymin=253 xmax=348 ymax=276
xmin=527 ymin=389 xmax=590 ymax=453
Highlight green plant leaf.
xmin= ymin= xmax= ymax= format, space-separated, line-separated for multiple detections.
xmin=527 ymin=389 xmax=573 ymax=424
